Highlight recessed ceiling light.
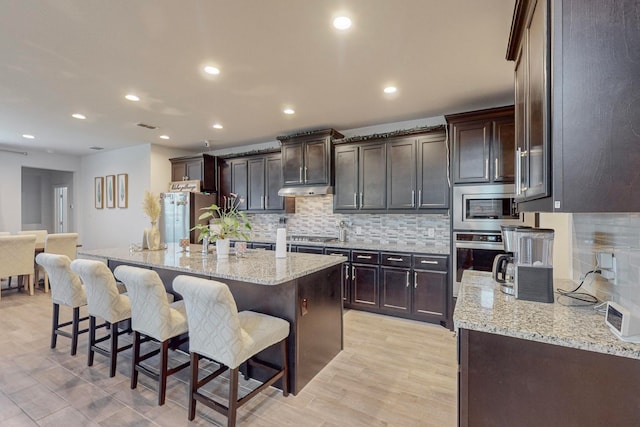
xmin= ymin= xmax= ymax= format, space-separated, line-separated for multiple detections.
xmin=72 ymin=113 xmax=86 ymax=120
xmin=204 ymin=66 xmax=220 ymax=75
xmin=22 ymin=134 xmax=35 ymax=139
xmin=384 ymin=86 xmax=397 ymax=94
xmin=283 ymin=108 xmax=295 ymax=115
xmin=333 ymin=16 xmax=352 ymax=30
xmin=212 ymin=123 xmax=223 ymax=129
xmin=159 ymin=135 xmax=170 ymax=140
xmin=125 ymin=94 xmax=140 ymax=102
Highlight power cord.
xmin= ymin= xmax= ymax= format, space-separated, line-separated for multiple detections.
xmin=556 ymin=269 xmax=600 ymax=305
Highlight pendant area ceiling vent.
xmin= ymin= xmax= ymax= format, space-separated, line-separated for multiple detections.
xmin=137 ymin=123 xmax=158 ymax=130
xmin=89 ymin=146 xmax=104 ymax=150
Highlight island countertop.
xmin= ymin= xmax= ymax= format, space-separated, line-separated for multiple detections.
xmin=79 ymin=244 xmax=346 ymax=286
xmin=453 ymin=270 xmax=640 ymax=360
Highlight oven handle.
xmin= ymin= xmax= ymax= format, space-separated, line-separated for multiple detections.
xmin=455 ymin=242 xmax=504 ymax=250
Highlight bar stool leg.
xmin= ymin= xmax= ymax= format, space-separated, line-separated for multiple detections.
xmin=131 ymin=331 xmax=140 ymax=389
xmin=110 ymin=321 xmax=118 ymax=377
xmin=158 ymin=340 xmax=169 ymax=405
xmin=228 ymin=368 xmax=239 ymax=427
xmin=71 ymin=307 xmax=80 ymax=355
xmin=88 ymin=316 xmax=96 ymax=366
xmin=188 ymin=352 xmax=199 ymax=421
xmin=51 ymin=303 xmax=60 ymax=349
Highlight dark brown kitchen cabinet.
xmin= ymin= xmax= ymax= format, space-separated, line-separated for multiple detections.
xmin=412 ymin=255 xmax=448 ymax=321
xmin=350 ymin=250 xmax=380 ymax=309
xmin=417 ymin=133 xmax=449 ymax=209
xmin=507 ymin=0 xmax=640 ymax=212
xmin=230 ymin=159 xmax=248 ymax=210
xmin=169 ymin=154 xmax=217 ymax=192
xmin=380 ymin=252 xmax=412 ymax=314
xmin=247 ymin=154 xmax=284 ymax=211
xmin=387 ymin=138 xmax=416 ymax=210
xmin=325 ymin=248 xmax=351 ymax=304
xmin=447 ymin=106 xmax=515 ymax=185
xmin=278 ymin=129 xmax=343 ymax=187
xmin=334 ymin=143 xmax=386 ymax=211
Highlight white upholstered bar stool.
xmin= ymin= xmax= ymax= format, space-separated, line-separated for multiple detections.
xmin=70 ymin=259 xmax=132 ymax=377
xmin=36 ymin=233 xmax=78 ymax=293
xmin=173 ymin=275 xmax=290 ymax=427
xmin=35 ymin=253 xmax=88 ymax=355
xmin=113 ymin=265 xmax=189 ymax=405
xmin=0 ymin=235 xmax=37 ymax=299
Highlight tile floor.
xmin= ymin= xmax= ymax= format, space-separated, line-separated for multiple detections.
xmin=0 ymin=285 xmax=457 ymax=426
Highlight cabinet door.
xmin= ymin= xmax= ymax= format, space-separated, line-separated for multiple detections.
xmin=334 ymin=145 xmax=359 ymax=210
xmin=247 ymin=158 xmax=266 ymax=210
xmin=185 ymin=159 xmax=203 ymax=182
xmin=230 ymin=159 xmax=248 ymax=210
xmin=380 ymin=267 xmax=411 ymax=313
xmin=413 ymin=270 xmax=447 ymax=321
xmin=282 ymin=143 xmax=304 ymax=185
xmin=304 ymin=139 xmax=330 ymax=185
xmin=418 ymin=135 xmax=449 ymax=209
xmin=265 ymin=155 xmax=284 ymax=210
xmin=387 ymin=138 xmax=417 ymax=210
xmin=492 ymin=118 xmax=515 ymax=183
xmin=351 ymin=264 xmax=379 ymax=308
xmin=171 ymin=161 xmax=186 ymax=182
xmin=452 ymin=121 xmax=491 ymax=183
xmin=523 ymin=0 xmax=550 ymax=200
xmin=360 ymin=143 xmax=386 ymax=210
xmin=514 ymin=46 xmax=528 ymax=198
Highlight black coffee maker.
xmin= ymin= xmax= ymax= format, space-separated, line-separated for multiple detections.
xmin=493 ymin=225 xmax=530 ymax=294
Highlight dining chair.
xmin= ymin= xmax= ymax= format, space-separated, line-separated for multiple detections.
xmin=113 ymin=265 xmax=189 ymax=405
xmin=70 ymin=259 xmax=132 ymax=377
xmin=0 ymin=235 xmax=37 ymax=299
xmin=35 ymin=253 xmax=88 ymax=355
xmin=36 ymin=233 xmax=78 ymax=293
xmin=173 ymin=275 xmax=290 ymax=426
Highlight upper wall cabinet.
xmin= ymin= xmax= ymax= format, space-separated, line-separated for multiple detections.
xmin=169 ymin=154 xmax=217 ymax=192
xmin=446 ymin=106 xmax=515 ymax=185
xmin=334 ymin=127 xmax=448 ymax=213
xmin=278 ymin=129 xmax=344 ymax=187
xmin=507 ymin=0 xmax=640 ymax=212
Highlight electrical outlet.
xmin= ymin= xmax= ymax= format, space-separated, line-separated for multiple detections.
xmin=427 ymin=227 xmax=435 ymax=238
xmin=355 ymin=226 xmax=362 ymax=235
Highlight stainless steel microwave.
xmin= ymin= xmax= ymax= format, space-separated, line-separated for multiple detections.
xmin=453 ymin=184 xmax=533 ymax=231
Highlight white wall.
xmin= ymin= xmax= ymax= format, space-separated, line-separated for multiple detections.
xmin=0 ymin=150 xmax=80 ymax=233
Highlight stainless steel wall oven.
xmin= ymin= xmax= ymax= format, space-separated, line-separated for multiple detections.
xmin=453 ymin=231 xmax=504 ymax=297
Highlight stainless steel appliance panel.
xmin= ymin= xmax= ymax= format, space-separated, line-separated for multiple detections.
xmin=453 ymin=184 xmax=533 ymax=231
xmin=453 ymin=231 xmax=505 ymax=297
xmin=160 ymin=192 xmax=216 ymax=244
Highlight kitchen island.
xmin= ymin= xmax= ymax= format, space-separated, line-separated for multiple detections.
xmin=79 ymin=245 xmax=346 ymax=395
xmin=454 ymin=271 xmax=640 ymax=426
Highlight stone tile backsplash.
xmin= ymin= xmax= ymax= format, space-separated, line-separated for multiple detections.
xmin=572 ymin=213 xmax=640 ymax=312
xmin=246 ymin=195 xmax=450 ymax=249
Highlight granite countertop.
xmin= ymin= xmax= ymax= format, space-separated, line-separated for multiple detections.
xmin=453 ymin=270 xmax=640 ymax=360
xmin=248 ymin=237 xmax=450 ymax=255
xmin=79 ymin=244 xmax=345 ymax=286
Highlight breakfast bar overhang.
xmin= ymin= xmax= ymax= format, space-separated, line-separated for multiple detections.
xmin=80 ymin=245 xmax=345 ymax=395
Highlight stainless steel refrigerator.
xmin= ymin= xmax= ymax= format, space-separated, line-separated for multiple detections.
xmin=159 ymin=192 xmax=217 ymax=244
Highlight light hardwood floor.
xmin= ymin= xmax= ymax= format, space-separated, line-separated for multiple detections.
xmin=0 ymin=285 xmax=457 ymax=426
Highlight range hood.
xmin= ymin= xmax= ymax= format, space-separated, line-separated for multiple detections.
xmin=278 ymin=185 xmax=334 ymax=197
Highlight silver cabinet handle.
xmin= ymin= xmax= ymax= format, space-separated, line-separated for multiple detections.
xmin=359 ymin=192 xmax=363 ymax=209
xmin=418 ymin=190 xmax=422 ymax=208
xmin=299 ymin=167 xmax=303 ymax=183
xmin=387 ymin=257 xmax=404 ymax=262
xmin=516 ymin=147 xmax=522 ymax=196
xmin=406 ymin=271 xmax=410 ymax=287
xmin=485 ymin=158 xmax=489 ymax=180
xmin=345 ymin=264 xmax=350 ymax=280
xmin=414 ymin=272 xmax=418 ymax=288
xmin=411 ymin=190 xmax=415 ymax=207
xmin=494 ymin=157 xmax=499 ymax=180
xmin=357 ymin=255 xmax=372 ymax=259
xmin=304 ymin=166 xmax=308 ymax=182
xmin=421 ymin=260 xmax=438 ymax=265
xmin=353 ymin=193 xmax=357 ymax=208
xmin=265 ymin=195 xmax=269 ymax=208
xmin=352 ymin=265 xmax=355 ymax=279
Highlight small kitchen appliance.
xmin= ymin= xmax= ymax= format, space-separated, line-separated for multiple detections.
xmin=513 ymin=228 xmax=555 ymax=303
xmin=493 ymin=225 xmax=531 ymax=295
xmin=605 ymin=301 xmax=640 ymax=343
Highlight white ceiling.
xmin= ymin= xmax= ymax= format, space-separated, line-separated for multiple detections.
xmin=0 ymin=0 xmax=516 ymax=156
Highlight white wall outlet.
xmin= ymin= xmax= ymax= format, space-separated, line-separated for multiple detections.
xmin=355 ymin=226 xmax=362 ymax=235
xmin=427 ymin=227 xmax=435 ymax=238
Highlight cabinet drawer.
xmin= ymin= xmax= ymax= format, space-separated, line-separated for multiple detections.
xmin=413 ymin=255 xmax=447 ymax=271
xmin=325 ymin=248 xmax=351 ymax=260
xmin=381 ymin=252 xmax=412 ymax=268
xmin=352 ymin=250 xmax=380 ymax=265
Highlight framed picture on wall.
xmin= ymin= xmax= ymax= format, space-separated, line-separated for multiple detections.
xmin=106 ymin=175 xmax=116 ymax=208
xmin=117 ymin=173 xmax=128 ymax=208
xmin=95 ymin=177 xmax=104 ymax=209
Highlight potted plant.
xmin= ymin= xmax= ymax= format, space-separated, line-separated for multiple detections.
xmin=192 ymin=193 xmax=251 ymax=258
